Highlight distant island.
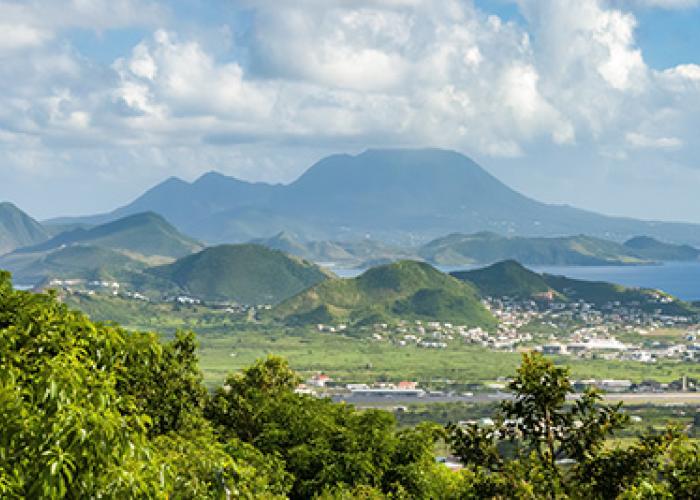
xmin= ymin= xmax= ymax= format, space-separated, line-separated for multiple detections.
xmin=44 ymin=148 xmax=700 ymax=246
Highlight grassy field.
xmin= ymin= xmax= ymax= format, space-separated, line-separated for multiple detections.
xmin=196 ymin=331 xmax=697 ymax=388
xmin=66 ymin=294 xmax=698 ymax=389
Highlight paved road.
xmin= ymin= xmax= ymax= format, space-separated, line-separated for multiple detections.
xmin=332 ymin=392 xmax=700 ymax=407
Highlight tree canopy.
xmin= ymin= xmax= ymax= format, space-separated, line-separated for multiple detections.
xmin=1 ymin=270 xmax=699 ymax=499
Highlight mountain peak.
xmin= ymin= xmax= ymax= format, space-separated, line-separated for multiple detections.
xmin=0 ymin=202 xmax=50 ymax=254
xmin=193 ymin=171 xmax=230 ymax=184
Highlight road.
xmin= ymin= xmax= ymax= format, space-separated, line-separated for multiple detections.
xmin=332 ymin=392 xmax=700 ymax=407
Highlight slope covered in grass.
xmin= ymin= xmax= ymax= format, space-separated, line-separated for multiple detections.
xmin=274 ymin=260 xmax=496 ymax=327
xmin=149 ymin=244 xmax=331 ymax=304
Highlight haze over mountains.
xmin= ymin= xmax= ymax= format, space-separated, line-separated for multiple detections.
xmin=48 ymin=149 xmax=700 ymax=246
xmin=0 ymin=213 xmax=202 ymax=285
xmin=0 ymin=202 xmax=51 ymax=255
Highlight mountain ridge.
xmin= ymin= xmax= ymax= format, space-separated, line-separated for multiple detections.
xmin=44 ymin=148 xmax=700 ymax=246
xmin=0 ymin=202 xmax=51 ymax=255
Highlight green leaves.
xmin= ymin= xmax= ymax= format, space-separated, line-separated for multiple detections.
xmin=447 ymin=352 xmax=692 ymax=499
xmin=0 ymin=272 xmax=275 ymax=498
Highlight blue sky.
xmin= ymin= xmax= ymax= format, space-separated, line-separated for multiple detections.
xmin=1 ymin=0 xmax=699 ymax=223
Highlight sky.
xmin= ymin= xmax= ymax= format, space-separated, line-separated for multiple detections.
xmin=1 ymin=0 xmax=699 ymax=222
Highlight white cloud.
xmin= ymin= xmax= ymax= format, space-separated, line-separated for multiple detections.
xmin=625 ymin=132 xmax=683 ymax=149
xmin=1 ymin=0 xmax=700 ymax=221
xmin=0 ymin=24 xmax=50 ymax=53
xmin=626 ymin=0 xmax=699 ymax=8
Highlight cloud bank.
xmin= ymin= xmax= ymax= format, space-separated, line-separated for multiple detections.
xmin=0 ymin=0 xmax=699 ymax=220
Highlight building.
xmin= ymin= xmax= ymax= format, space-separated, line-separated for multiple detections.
xmin=307 ymin=373 xmax=331 ymax=387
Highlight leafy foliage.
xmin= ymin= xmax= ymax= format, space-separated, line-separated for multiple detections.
xmin=3 ymin=270 xmax=699 ymax=499
xmin=447 ymin=352 xmax=698 ymax=499
xmin=206 ymin=356 xmax=447 ymax=499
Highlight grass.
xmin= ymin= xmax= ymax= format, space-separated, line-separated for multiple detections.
xmin=66 ymin=294 xmax=698 ymax=390
xmin=195 ymin=329 xmax=696 ymax=389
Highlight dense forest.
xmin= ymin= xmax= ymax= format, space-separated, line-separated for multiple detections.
xmin=1 ymin=270 xmax=699 ymax=499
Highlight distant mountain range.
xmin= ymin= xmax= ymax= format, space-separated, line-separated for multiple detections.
xmin=3 ymin=203 xmax=698 ymax=293
xmin=46 ymin=149 xmax=700 ymax=246
xmin=418 ymin=232 xmax=700 ymax=266
xmin=0 ymin=212 xmax=202 ymax=285
xmin=251 ymin=230 xmax=698 ymax=268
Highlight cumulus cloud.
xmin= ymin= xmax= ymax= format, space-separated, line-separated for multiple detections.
xmin=625 ymin=0 xmax=699 ymax=8
xmin=1 ymin=0 xmax=700 ymax=220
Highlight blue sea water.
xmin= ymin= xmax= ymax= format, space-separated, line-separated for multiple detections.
xmin=331 ymin=262 xmax=700 ymax=302
xmin=528 ymin=262 xmax=700 ymax=302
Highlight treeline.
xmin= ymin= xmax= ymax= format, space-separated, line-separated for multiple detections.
xmin=1 ymin=271 xmax=699 ymax=499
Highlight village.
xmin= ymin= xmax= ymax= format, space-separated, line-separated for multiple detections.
xmin=315 ymin=295 xmax=700 ymax=368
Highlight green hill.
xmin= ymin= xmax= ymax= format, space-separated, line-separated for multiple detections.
xmin=149 ymin=244 xmax=331 ymax=304
xmin=0 ymin=202 xmax=50 ymax=255
xmin=540 ymin=274 xmax=695 ymax=315
xmin=451 ymin=260 xmax=556 ymax=299
xmin=623 ymin=236 xmax=699 ymax=261
xmin=21 ymin=212 xmax=202 ymax=259
xmin=420 ymin=232 xmax=651 ymax=266
xmin=5 ymin=245 xmax=148 ymax=284
xmin=274 ymin=260 xmax=496 ymax=327
xmin=452 ymin=260 xmax=696 ymax=316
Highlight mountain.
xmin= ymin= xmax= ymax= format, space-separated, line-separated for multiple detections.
xmin=451 ymin=260 xmax=556 ymax=299
xmin=452 ymin=260 xmax=696 ymax=316
xmin=0 ymin=202 xmax=50 ymax=255
xmin=4 ymin=245 xmax=148 ymax=284
xmin=623 ymin=236 xmax=700 ymax=261
xmin=250 ymin=231 xmax=416 ymax=267
xmin=20 ymin=212 xmax=202 ymax=259
xmin=420 ymin=232 xmax=651 ymax=266
xmin=148 ymin=244 xmax=331 ymax=304
xmin=250 ymin=232 xmax=355 ymax=263
xmin=273 ymin=260 xmax=496 ymax=327
xmin=48 ymin=148 xmax=700 ymax=246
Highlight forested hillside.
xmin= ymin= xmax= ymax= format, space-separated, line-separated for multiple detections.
xmin=2 ymin=272 xmax=699 ymax=498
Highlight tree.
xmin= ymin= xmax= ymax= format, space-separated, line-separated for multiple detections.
xmin=0 ymin=271 xmax=275 ymax=498
xmin=207 ymin=356 xmax=445 ymax=499
xmin=447 ymin=352 xmax=686 ymax=499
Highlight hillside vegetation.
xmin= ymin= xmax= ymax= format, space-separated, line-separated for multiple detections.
xmin=274 ymin=260 xmax=496 ymax=327
xmin=453 ymin=260 xmax=697 ymax=316
xmin=5 ymin=245 xmax=147 ymax=283
xmin=451 ymin=260 xmax=555 ymax=299
xmin=19 ymin=212 xmax=202 ymax=259
xmin=623 ymin=236 xmax=700 ymax=261
xmin=149 ymin=244 xmax=331 ymax=304
xmin=0 ymin=212 xmax=202 ymax=286
xmin=3 ymin=274 xmax=699 ymax=498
